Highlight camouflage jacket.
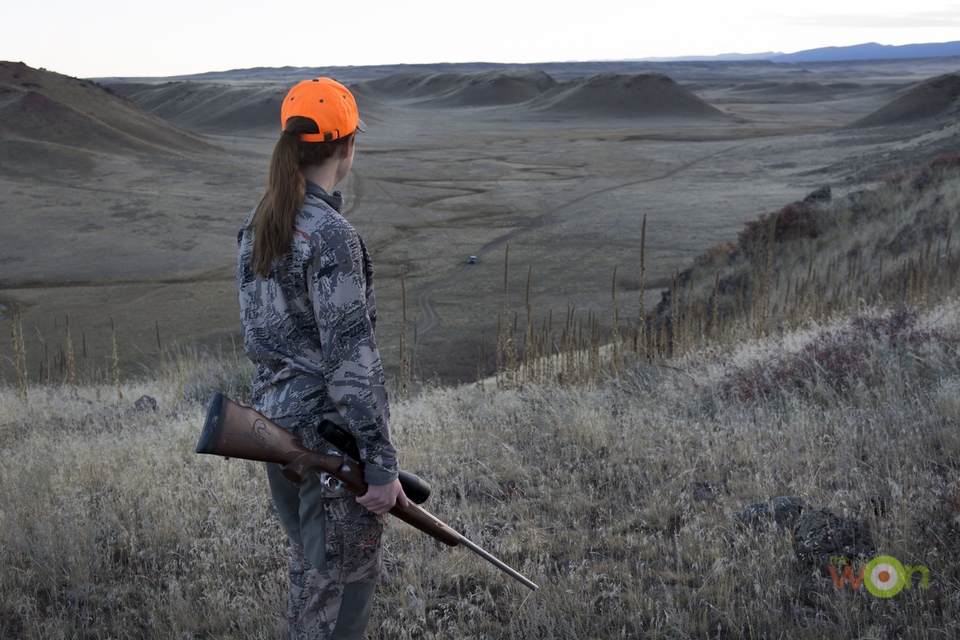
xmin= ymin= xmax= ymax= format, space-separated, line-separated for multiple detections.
xmin=237 ymin=181 xmax=398 ymax=485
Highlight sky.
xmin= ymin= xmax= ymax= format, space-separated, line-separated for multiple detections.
xmin=4 ymin=0 xmax=960 ymax=78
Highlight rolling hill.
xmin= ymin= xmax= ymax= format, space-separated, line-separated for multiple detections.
xmin=852 ymin=71 xmax=960 ymax=127
xmin=363 ymin=68 xmax=557 ymax=106
xmin=0 ymin=62 xmax=214 ymax=157
xmin=105 ymin=81 xmax=289 ymax=134
xmin=531 ymin=72 xmax=728 ymax=118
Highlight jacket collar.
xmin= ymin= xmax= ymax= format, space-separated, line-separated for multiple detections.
xmin=305 ymin=179 xmax=344 ymax=212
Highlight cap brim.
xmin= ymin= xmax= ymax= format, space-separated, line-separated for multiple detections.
xmin=355 ymin=118 xmax=367 ymax=133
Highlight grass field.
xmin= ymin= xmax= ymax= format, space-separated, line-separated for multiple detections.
xmin=1 ymin=301 xmax=958 ymax=638
xmin=1 ymin=159 xmax=959 ymax=638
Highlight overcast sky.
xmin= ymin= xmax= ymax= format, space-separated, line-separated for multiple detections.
xmin=5 ymin=0 xmax=960 ymax=78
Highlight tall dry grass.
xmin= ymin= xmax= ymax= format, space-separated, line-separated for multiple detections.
xmin=1 ymin=159 xmax=959 ymax=638
xmin=495 ymin=157 xmax=960 ymax=387
xmin=2 ymin=299 xmax=958 ymax=638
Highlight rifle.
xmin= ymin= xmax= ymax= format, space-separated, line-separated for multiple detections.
xmin=316 ymin=419 xmax=432 ymax=505
xmin=196 ymin=393 xmax=538 ymax=591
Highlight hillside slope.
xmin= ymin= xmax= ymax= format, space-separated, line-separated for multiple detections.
xmin=852 ymin=72 xmax=960 ymax=127
xmin=0 ymin=62 xmax=214 ymax=156
xmin=105 ymin=81 xmax=289 ymax=134
xmin=363 ymin=68 xmax=558 ymax=106
xmin=649 ymin=158 xmax=960 ymax=359
xmin=531 ymin=72 xmax=728 ymax=118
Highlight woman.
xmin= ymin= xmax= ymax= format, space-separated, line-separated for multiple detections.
xmin=237 ymin=77 xmax=406 ymax=639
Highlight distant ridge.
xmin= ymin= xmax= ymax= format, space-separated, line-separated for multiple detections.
xmin=361 ymin=70 xmax=726 ymax=119
xmin=648 ymin=41 xmax=960 ymax=64
xmin=770 ymin=41 xmax=960 ymax=63
xmin=90 ymin=42 xmax=960 ymax=86
xmin=364 ymin=69 xmax=557 ymax=106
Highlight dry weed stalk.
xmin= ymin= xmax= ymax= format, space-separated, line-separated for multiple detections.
xmin=11 ymin=303 xmax=28 ymax=399
xmin=0 ymin=317 xmax=4 ymax=387
xmin=636 ymin=214 xmax=647 ymax=359
xmin=65 ymin=315 xmax=77 ymax=398
xmin=155 ymin=320 xmax=165 ymax=379
xmin=497 ymin=244 xmax=519 ymax=388
xmin=111 ymin=317 xmax=122 ymax=401
xmin=609 ymin=265 xmax=620 ymax=379
xmin=399 ymin=267 xmax=409 ymax=397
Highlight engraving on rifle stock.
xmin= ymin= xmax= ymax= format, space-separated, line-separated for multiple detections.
xmin=249 ymin=419 xmax=269 ymax=446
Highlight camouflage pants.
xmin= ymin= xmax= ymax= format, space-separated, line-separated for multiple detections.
xmin=266 ymin=463 xmax=384 ymax=640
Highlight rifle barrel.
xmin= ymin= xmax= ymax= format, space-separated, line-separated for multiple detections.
xmin=457 ymin=536 xmax=539 ymax=591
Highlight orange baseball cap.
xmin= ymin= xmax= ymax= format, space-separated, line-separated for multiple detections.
xmin=281 ymin=77 xmax=366 ymax=143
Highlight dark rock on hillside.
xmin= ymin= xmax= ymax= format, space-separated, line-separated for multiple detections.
xmin=803 ymin=185 xmax=832 ymax=204
xmin=793 ymin=508 xmax=874 ymax=567
xmin=134 ymin=395 xmax=159 ymax=412
xmin=735 ymin=496 xmax=806 ymax=528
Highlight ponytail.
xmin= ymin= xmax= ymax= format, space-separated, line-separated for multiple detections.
xmin=248 ymin=117 xmax=352 ymax=277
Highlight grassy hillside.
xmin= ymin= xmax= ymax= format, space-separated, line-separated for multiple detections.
xmin=1 ymin=160 xmax=959 ymax=638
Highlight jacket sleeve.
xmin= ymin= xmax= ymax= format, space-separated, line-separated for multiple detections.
xmin=308 ymin=225 xmax=398 ymax=486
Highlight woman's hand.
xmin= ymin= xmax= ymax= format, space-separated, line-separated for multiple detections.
xmin=357 ymin=477 xmax=409 ymax=515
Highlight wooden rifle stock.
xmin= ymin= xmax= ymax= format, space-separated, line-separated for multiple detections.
xmin=196 ymin=393 xmax=538 ymax=591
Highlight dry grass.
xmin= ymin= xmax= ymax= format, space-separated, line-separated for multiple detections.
xmin=2 ymin=161 xmax=959 ymax=638
xmin=0 ymin=383 xmax=284 ymax=638
xmin=2 ymin=298 xmax=959 ymax=638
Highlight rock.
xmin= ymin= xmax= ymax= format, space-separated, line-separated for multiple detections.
xmin=134 ymin=395 xmax=158 ymax=412
xmin=792 ymin=508 xmax=874 ymax=568
xmin=771 ymin=496 xmax=806 ymax=527
xmin=735 ymin=495 xmax=806 ymax=528
xmin=803 ymin=185 xmax=832 ymax=204
xmin=689 ymin=481 xmax=727 ymax=502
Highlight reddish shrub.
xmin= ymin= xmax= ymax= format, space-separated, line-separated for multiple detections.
xmin=929 ymin=155 xmax=960 ymax=170
xmin=696 ymin=241 xmax=738 ymax=267
xmin=737 ymin=203 xmax=819 ymax=254
xmin=716 ymin=306 xmax=949 ymax=402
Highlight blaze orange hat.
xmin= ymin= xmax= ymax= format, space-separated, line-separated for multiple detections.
xmin=281 ymin=77 xmax=366 ymax=143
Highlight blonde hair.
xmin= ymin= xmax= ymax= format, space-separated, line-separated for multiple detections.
xmin=248 ymin=116 xmax=353 ymax=277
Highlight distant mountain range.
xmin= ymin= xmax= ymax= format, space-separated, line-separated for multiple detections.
xmin=650 ymin=41 xmax=960 ymax=63
xmin=84 ymin=41 xmax=960 ymax=85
